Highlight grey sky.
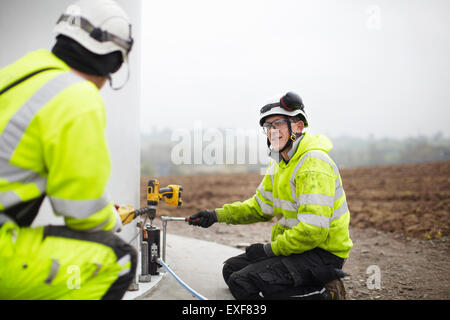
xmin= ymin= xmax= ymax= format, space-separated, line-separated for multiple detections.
xmin=140 ymin=0 xmax=450 ymax=139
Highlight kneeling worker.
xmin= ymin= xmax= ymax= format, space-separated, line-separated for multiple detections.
xmin=0 ymin=0 xmax=137 ymax=299
xmin=189 ymin=92 xmax=353 ymax=300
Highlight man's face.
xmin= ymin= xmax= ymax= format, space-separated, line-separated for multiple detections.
xmin=263 ymin=115 xmax=304 ymax=151
xmin=264 ymin=115 xmax=291 ymax=151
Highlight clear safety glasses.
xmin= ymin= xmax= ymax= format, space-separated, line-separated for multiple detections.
xmin=262 ymin=119 xmax=291 ymax=135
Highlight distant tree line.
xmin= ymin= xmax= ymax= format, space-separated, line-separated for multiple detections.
xmin=329 ymin=132 xmax=450 ymax=168
xmin=140 ymin=129 xmax=450 ymax=176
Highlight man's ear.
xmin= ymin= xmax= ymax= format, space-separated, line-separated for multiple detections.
xmin=292 ymin=120 xmax=304 ymax=134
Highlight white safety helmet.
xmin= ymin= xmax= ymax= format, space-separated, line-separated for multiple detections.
xmin=259 ymin=92 xmax=309 ymax=127
xmin=54 ymin=0 xmax=133 ymax=62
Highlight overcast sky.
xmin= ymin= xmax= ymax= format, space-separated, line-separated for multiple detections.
xmin=139 ymin=0 xmax=450 ymax=139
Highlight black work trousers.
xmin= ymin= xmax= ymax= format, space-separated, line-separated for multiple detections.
xmin=223 ymin=247 xmax=345 ymax=300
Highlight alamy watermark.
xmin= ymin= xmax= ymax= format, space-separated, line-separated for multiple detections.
xmin=366 ymin=265 xmax=381 ymax=290
xmin=170 ymin=121 xmax=271 ymax=172
xmin=366 ymin=5 xmax=382 ymax=30
xmin=67 ymin=265 xmax=81 ymax=290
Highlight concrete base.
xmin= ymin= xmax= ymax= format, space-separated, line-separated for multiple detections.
xmin=122 ymin=273 xmax=164 ymax=300
xmin=123 ymin=233 xmax=244 ymax=300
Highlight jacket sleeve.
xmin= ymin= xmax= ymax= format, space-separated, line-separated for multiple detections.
xmin=216 ymin=164 xmax=275 ymax=225
xmin=43 ymin=91 xmax=120 ymax=232
xmin=270 ymin=169 xmax=335 ymax=256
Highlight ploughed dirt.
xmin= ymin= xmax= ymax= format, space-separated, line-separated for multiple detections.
xmin=141 ymin=161 xmax=450 ymax=300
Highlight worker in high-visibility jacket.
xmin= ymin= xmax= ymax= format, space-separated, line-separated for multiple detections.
xmin=189 ymin=92 xmax=353 ymax=300
xmin=0 ymin=0 xmax=137 ymax=299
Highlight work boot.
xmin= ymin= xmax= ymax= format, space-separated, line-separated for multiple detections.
xmin=324 ymin=278 xmax=346 ymax=300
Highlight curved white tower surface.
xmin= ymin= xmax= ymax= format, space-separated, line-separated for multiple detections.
xmin=0 ymin=0 xmax=143 ymax=288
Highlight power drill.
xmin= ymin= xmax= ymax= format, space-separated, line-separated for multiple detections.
xmin=146 ymin=179 xmax=183 ymax=222
xmin=117 ymin=179 xmax=183 ymax=226
xmin=145 ymin=179 xmax=183 ymax=275
xmin=116 ymin=179 xmax=183 ymax=276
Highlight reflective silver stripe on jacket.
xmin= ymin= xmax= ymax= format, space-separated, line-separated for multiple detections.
xmin=258 ymin=183 xmax=297 ymax=212
xmin=49 ymin=195 xmax=110 ymax=218
xmin=263 ymin=150 xmax=349 ymax=230
xmin=271 ymin=150 xmax=349 ymax=230
xmin=297 ymin=193 xmax=334 ymax=208
xmin=87 ymin=215 xmax=111 ymax=231
xmin=331 ymin=181 xmax=349 ymax=222
xmin=0 ymin=191 xmax=22 ymax=210
xmin=254 ymin=194 xmax=274 ymax=216
xmin=0 ymin=72 xmax=83 ymax=209
xmin=331 ymin=200 xmax=349 ymax=222
xmin=117 ymin=254 xmax=132 ymax=277
xmin=334 ymin=185 xmax=344 ymax=202
xmin=273 ymin=198 xmax=297 ymax=212
xmin=291 ymin=150 xmax=349 ymax=222
xmin=297 ymin=213 xmax=330 ymax=228
xmin=257 ymin=182 xmax=273 ymax=202
xmin=277 ymin=217 xmax=300 ymax=228
xmin=65 ymin=205 xmax=116 ymax=232
xmin=277 ymin=214 xmax=331 ymax=229
xmin=289 ymin=150 xmax=340 ymax=201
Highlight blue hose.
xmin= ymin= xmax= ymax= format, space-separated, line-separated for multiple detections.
xmin=157 ymin=258 xmax=208 ymax=300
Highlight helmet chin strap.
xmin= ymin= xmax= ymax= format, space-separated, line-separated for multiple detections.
xmin=279 ymin=121 xmax=294 ymax=153
xmin=267 ymin=121 xmax=302 ymax=156
xmin=107 ymin=59 xmax=130 ymax=91
xmin=267 ymin=122 xmax=298 ymax=154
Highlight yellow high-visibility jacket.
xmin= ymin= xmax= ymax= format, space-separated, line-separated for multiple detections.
xmin=0 ymin=49 xmax=120 ymax=232
xmin=216 ymin=132 xmax=353 ymax=259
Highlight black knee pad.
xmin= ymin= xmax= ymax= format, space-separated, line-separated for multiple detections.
xmin=222 ymin=262 xmax=234 ymax=284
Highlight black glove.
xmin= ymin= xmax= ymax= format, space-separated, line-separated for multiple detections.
xmin=245 ymin=243 xmax=275 ymax=262
xmin=188 ymin=210 xmax=218 ymax=228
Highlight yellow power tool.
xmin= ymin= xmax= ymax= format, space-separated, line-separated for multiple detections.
xmin=147 ymin=179 xmax=183 ymax=208
xmin=118 ymin=179 xmax=183 ymax=225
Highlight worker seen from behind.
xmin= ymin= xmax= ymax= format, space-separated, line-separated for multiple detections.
xmin=0 ymin=0 xmax=137 ymax=299
xmin=189 ymin=92 xmax=353 ymax=300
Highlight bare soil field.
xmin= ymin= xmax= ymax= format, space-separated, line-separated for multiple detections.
xmin=141 ymin=161 xmax=450 ymax=300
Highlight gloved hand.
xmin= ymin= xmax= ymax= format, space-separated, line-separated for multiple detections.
xmin=188 ymin=210 xmax=218 ymax=228
xmin=245 ymin=243 xmax=275 ymax=262
xmin=116 ymin=204 xmax=136 ymax=226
